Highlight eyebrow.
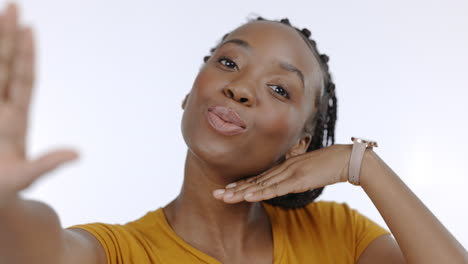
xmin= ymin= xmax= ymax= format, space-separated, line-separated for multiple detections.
xmin=278 ymin=61 xmax=305 ymax=91
xmin=219 ymin=38 xmax=305 ymax=91
xmin=219 ymin=38 xmax=251 ymax=50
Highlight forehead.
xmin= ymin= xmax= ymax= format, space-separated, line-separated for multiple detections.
xmin=223 ymin=21 xmax=322 ymax=95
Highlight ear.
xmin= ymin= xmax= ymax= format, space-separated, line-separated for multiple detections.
xmin=285 ymin=133 xmax=312 ymax=160
xmin=181 ymin=93 xmax=190 ymax=110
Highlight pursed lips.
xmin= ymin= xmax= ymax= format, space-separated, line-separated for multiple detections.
xmin=205 ymin=105 xmax=248 ymax=137
xmin=207 ymin=105 xmax=247 ymax=129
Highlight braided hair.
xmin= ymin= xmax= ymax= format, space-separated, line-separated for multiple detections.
xmin=203 ymin=17 xmax=338 ymax=209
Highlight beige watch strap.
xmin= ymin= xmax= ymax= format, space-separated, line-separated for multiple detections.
xmin=348 ymin=141 xmax=368 ymax=185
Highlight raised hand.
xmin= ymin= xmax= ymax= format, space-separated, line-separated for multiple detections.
xmin=213 ymin=144 xmax=352 ymax=203
xmin=0 ymin=3 xmax=78 ymax=206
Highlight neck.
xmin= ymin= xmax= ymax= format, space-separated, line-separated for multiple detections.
xmin=163 ymin=149 xmax=272 ymax=259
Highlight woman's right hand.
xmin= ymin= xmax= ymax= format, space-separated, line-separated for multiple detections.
xmin=0 ymin=3 xmax=78 ymax=207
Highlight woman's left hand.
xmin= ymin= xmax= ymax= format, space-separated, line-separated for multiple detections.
xmin=213 ymin=144 xmax=353 ymax=203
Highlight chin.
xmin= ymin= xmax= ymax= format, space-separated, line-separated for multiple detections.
xmin=189 ymin=139 xmax=240 ymax=166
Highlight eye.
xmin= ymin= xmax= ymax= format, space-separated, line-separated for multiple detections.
xmin=218 ymin=57 xmax=238 ymax=70
xmin=269 ymin=85 xmax=290 ymax=99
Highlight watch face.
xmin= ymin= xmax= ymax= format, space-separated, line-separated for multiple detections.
xmin=351 ymin=137 xmax=379 ymax=147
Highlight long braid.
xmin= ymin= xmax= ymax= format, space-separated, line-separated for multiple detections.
xmin=204 ymin=17 xmax=338 ymax=209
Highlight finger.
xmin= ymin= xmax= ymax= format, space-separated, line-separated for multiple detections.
xmin=10 ymin=27 xmax=34 ymax=112
xmin=217 ymin=155 xmax=306 ymax=202
xmin=14 ymin=149 xmax=79 ymax=191
xmin=225 ymin=173 xmax=267 ymax=192
xmin=222 ymin=174 xmax=287 ymax=203
xmin=225 ymin=162 xmax=285 ymax=192
xmin=218 ymin=174 xmax=274 ymax=201
xmin=0 ymin=13 xmax=5 ymax=100
xmin=218 ymin=162 xmax=292 ymax=202
xmin=226 ymin=160 xmax=294 ymax=194
xmin=0 ymin=3 xmax=19 ymax=102
xmin=244 ymin=177 xmax=304 ymax=202
xmin=212 ymin=188 xmax=226 ymax=199
xmin=225 ymin=171 xmax=268 ymax=188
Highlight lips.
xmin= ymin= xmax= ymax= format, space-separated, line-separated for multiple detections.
xmin=206 ymin=105 xmax=247 ymax=136
xmin=208 ymin=105 xmax=247 ymax=128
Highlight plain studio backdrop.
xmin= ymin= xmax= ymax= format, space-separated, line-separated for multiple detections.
xmin=7 ymin=0 xmax=467 ymax=246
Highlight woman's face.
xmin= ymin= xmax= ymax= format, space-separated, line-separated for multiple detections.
xmin=181 ymin=21 xmax=322 ymax=179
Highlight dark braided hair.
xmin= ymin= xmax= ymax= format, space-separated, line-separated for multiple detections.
xmin=203 ymin=17 xmax=338 ymax=209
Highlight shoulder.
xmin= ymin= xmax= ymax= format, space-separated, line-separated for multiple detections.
xmin=263 ymin=200 xmax=386 ymax=229
xmin=262 ymin=200 xmax=391 ymax=260
xmin=261 ymin=200 xmax=358 ymax=241
xmin=65 ymin=209 xmax=164 ymax=263
xmin=68 ymin=209 xmax=161 ymax=238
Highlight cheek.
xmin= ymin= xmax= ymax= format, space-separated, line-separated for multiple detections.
xmin=255 ymin=104 xmax=300 ymax=145
xmin=246 ymin=104 xmax=301 ymax=165
xmin=181 ymin=68 xmax=230 ymax=152
xmin=181 ymin=69 xmax=222 ymax=124
xmin=191 ymin=67 xmax=227 ymax=101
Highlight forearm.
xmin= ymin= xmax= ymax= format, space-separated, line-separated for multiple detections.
xmin=0 ymin=195 xmax=66 ymax=264
xmin=359 ymin=149 xmax=468 ymax=264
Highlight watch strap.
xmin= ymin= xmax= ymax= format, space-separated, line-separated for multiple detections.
xmin=348 ymin=141 xmax=368 ymax=185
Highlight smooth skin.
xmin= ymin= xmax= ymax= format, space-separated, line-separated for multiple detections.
xmin=0 ymin=2 xmax=466 ymax=264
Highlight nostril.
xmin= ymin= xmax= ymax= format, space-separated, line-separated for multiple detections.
xmin=227 ymin=90 xmax=234 ymax=98
xmin=240 ymin=98 xmax=248 ymax=103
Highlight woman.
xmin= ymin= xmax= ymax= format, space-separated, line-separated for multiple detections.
xmin=0 ymin=3 xmax=466 ymax=264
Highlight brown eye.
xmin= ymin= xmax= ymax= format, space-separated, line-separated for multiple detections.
xmin=218 ymin=57 xmax=238 ymax=69
xmin=269 ymin=85 xmax=290 ymax=98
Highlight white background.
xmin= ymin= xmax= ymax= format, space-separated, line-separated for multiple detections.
xmin=6 ymin=0 xmax=467 ymax=247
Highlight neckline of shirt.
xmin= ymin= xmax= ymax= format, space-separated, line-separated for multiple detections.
xmin=152 ymin=202 xmax=285 ymax=264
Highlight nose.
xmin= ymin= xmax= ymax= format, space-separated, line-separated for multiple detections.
xmin=222 ymin=82 xmax=256 ymax=107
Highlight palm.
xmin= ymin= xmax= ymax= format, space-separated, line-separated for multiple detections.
xmin=0 ymin=4 xmax=77 ymax=203
xmin=0 ymin=101 xmax=27 ymax=155
xmin=0 ymin=102 xmax=29 ymax=193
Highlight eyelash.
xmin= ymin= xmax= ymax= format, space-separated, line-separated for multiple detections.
xmin=218 ymin=56 xmax=238 ymax=70
xmin=269 ymin=85 xmax=290 ymax=99
xmin=217 ymin=56 xmax=290 ymax=99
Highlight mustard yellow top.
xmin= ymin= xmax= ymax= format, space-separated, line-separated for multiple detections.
xmin=68 ymin=201 xmax=390 ymax=263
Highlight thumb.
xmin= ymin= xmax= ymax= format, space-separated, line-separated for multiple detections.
xmin=19 ymin=149 xmax=79 ymax=190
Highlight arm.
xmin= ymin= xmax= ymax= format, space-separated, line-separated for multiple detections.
xmin=214 ymin=144 xmax=467 ymax=263
xmin=357 ymin=148 xmax=468 ymax=264
xmin=0 ymin=196 xmax=106 ymax=264
xmin=0 ymin=3 xmax=106 ymax=264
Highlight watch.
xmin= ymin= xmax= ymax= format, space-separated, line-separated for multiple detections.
xmin=348 ymin=137 xmax=378 ymax=185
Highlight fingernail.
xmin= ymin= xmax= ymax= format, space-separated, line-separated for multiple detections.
xmin=226 ymin=182 xmax=237 ymax=188
xmin=213 ymin=189 xmax=225 ymax=196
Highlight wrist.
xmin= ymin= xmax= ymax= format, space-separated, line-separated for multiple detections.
xmin=0 ymin=193 xmax=21 ymax=214
xmin=358 ymin=148 xmax=380 ymax=188
xmin=336 ymin=144 xmax=353 ymax=183
xmin=347 ymin=137 xmax=379 ymax=186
